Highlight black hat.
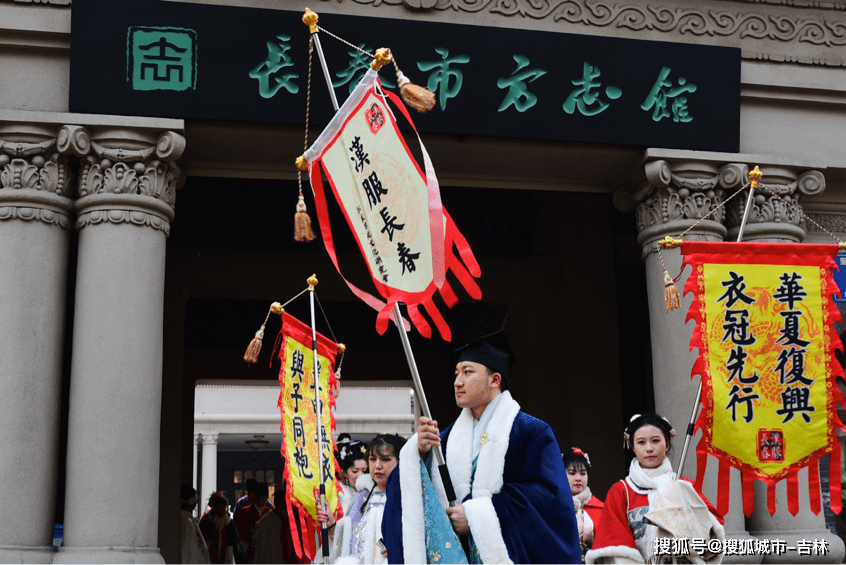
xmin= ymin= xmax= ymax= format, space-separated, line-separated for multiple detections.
xmin=455 ymin=330 xmax=517 ymax=390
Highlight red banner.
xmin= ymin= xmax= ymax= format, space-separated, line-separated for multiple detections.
xmin=276 ymin=312 xmax=341 ymax=560
xmin=682 ymin=242 xmax=845 ymax=516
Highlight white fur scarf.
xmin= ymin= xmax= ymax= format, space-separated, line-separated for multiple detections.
xmin=398 ymin=391 xmax=521 ymax=565
xmin=626 ymin=458 xmax=675 ymax=563
xmin=573 ymin=487 xmax=594 ymax=539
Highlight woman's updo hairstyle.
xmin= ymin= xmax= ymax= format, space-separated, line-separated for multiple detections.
xmin=623 ymin=413 xmax=675 ymax=450
xmin=562 ymin=447 xmax=591 ymax=472
xmin=340 ymin=440 xmax=367 ymax=471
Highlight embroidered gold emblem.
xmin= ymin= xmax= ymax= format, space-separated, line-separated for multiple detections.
xmin=481 ymin=432 xmax=489 ymax=445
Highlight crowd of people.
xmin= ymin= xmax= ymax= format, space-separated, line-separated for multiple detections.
xmin=181 ymin=330 xmax=725 ymax=564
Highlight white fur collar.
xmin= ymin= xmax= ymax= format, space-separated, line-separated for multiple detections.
xmin=355 ymin=473 xmax=375 ymax=493
xmin=397 ymin=392 xmax=521 ymax=564
xmin=446 ymin=390 xmax=520 ymax=502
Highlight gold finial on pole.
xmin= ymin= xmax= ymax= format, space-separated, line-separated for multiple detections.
xmin=303 ymin=8 xmax=319 ymax=34
xmin=339 ymin=343 xmax=346 ymax=353
xmin=270 ymin=302 xmax=284 ymax=316
xmin=308 ymin=274 xmax=318 ymax=290
xmin=658 ymin=236 xmax=683 ymax=250
xmin=748 ymin=165 xmax=763 ymax=189
xmin=371 ymin=48 xmax=393 ymax=71
xmin=295 ymin=156 xmax=309 ymax=171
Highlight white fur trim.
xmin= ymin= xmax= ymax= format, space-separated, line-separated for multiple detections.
xmin=398 ymin=392 xmax=521 ymax=564
xmin=464 ymin=496 xmax=513 ymax=565
xmin=585 ymin=544 xmax=645 ymax=564
xmin=356 ymin=473 xmax=375 ymax=493
xmin=445 ymin=391 xmax=520 ymax=500
xmin=398 ymin=437 xmax=428 ymax=564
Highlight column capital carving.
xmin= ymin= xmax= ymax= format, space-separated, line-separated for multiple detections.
xmin=72 ymin=127 xmax=185 ymax=210
xmin=626 ymin=159 xmax=729 ymax=237
xmin=0 ymin=123 xmax=74 ymax=199
xmin=200 ymin=433 xmax=219 ymax=445
xmin=724 ymin=167 xmax=826 ymax=242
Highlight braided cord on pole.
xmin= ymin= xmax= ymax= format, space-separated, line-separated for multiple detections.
xmin=298 ymin=35 xmax=314 ymax=199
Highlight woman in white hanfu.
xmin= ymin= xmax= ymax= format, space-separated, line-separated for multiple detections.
xmin=318 ymin=434 xmax=406 ymax=564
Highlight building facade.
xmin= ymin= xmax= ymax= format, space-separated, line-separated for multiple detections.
xmin=0 ymin=0 xmax=844 ymax=563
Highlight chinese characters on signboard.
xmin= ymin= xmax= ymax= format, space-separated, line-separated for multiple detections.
xmin=73 ymin=0 xmax=740 ymax=152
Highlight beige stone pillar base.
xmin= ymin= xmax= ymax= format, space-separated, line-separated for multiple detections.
xmin=748 ymin=468 xmax=844 ymax=564
xmin=53 ymin=546 xmax=164 ymax=564
xmin=0 ymin=546 xmax=56 ymax=564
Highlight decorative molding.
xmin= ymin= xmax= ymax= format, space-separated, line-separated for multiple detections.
xmin=358 ymin=0 xmax=846 ymax=65
xmin=0 ymin=151 xmax=74 ymax=197
xmin=0 ymin=205 xmax=70 ymax=228
xmin=3 ymin=0 xmax=71 ymax=4
xmin=76 ymin=208 xmax=171 ymax=236
xmin=806 ymin=212 xmax=846 ymax=233
xmin=77 ymin=158 xmax=179 ymax=206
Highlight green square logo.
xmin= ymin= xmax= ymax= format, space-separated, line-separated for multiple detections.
xmin=127 ymin=26 xmax=197 ymax=91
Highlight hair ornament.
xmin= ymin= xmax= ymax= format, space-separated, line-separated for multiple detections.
xmin=629 ymin=413 xmax=643 ymax=423
xmin=659 ymin=415 xmax=677 ymax=437
xmin=573 ymin=447 xmax=591 ymax=466
xmin=623 ymin=430 xmax=631 ymax=450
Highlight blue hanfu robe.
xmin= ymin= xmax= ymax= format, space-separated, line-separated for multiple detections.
xmin=382 ymin=391 xmax=581 ymax=564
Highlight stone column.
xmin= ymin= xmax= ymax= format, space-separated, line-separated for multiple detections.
xmin=55 ymin=127 xmax=184 ymax=564
xmin=201 ymin=433 xmax=219 ymax=515
xmin=616 ymin=159 xmax=761 ymax=564
xmin=191 ymin=433 xmax=200 ymax=500
xmin=0 ymin=123 xmax=74 ymax=563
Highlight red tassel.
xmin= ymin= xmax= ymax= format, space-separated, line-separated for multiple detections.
xmin=809 ymin=457 xmax=821 ymax=515
xmin=717 ymin=460 xmax=731 ymax=517
xmin=287 ymin=497 xmax=303 ymax=559
xmin=831 ymin=446 xmax=842 ymax=514
xmin=767 ymin=481 xmax=777 ymax=516
xmin=786 ymin=471 xmax=799 ymax=516
xmin=741 ymin=472 xmax=755 ymax=517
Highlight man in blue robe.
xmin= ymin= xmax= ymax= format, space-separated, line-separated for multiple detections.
xmin=383 ymin=331 xmax=581 ymax=564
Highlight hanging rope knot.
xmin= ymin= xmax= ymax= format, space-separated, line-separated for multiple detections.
xmin=658 ymin=236 xmax=683 ymax=250
xmin=370 ymin=48 xmax=392 ymax=71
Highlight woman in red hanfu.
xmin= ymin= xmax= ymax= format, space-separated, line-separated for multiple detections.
xmin=587 ymin=414 xmax=725 ymax=564
xmin=564 ymin=447 xmax=605 ymax=563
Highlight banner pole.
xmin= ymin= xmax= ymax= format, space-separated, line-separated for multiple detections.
xmin=677 ymin=167 xmax=761 ymax=479
xmin=392 ymin=303 xmax=461 ymax=508
xmin=303 ymin=10 xmax=340 ymax=113
xmin=307 ymin=274 xmax=330 ymax=559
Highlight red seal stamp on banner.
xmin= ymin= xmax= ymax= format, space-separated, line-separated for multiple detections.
xmin=364 ymin=103 xmax=385 ymax=134
xmin=758 ymin=429 xmax=785 ymax=462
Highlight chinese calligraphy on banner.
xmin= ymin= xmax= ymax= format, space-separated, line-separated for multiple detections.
xmin=277 ymin=312 xmax=340 ymax=560
xmin=682 ymin=242 xmax=845 ymax=517
xmin=303 ymin=68 xmax=481 ymax=340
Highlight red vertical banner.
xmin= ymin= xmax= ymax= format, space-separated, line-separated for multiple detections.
xmin=683 ymin=242 xmax=845 ymax=515
xmin=277 ymin=313 xmax=341 ymax=560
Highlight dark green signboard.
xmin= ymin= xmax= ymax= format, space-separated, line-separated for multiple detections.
xmin=70 ymin=0 xmax=741 ymax=152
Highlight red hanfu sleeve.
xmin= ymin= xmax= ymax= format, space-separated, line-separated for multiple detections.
xmin=586 ymin=482 xmax=644 ymax=564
